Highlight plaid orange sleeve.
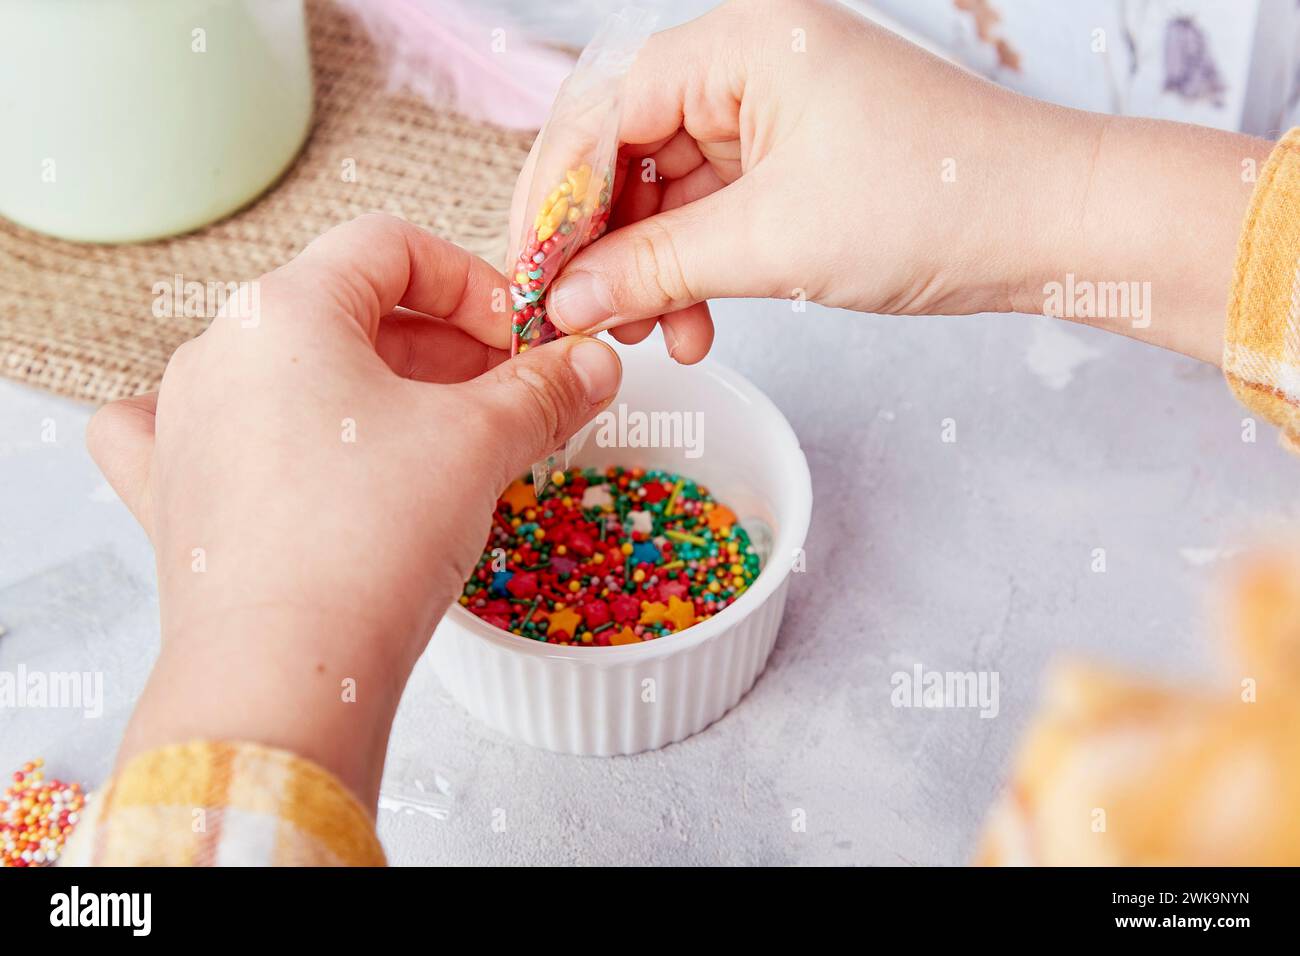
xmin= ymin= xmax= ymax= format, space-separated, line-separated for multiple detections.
xmin=1224 ymin=127 xmax=1300 ymax=453
xmin=57 ymin=741 xmax=385 ymax=866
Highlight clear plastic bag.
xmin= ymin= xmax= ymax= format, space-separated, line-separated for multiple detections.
xmin=508 ymin=7 xmax=655 ymax=497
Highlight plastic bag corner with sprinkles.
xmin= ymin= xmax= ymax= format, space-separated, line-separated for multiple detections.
xmin=508 ymin=7 xmax=657 ymax=497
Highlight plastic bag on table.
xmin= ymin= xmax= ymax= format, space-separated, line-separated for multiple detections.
xmin=507 ymin=7 xmax=655 ymax=498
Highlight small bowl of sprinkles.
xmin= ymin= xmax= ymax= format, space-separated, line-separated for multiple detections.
xmin=458 ymin=467 xmax=760 ymax=647
xmin=429 ymin=346 xmax=812 ymax=756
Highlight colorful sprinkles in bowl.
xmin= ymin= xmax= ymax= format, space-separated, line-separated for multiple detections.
xmin=460 ymin=467 xmax=760 ymax=645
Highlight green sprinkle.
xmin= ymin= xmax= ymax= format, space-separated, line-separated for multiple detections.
xmin=520 ymin=597 xmax=541 ymax=627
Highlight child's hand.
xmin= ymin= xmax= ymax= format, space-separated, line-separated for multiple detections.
xmin=537 ymin=0 xmax=1265 ymax=366
xmin=86 ymin=214 xmax=621 ymax=804
xmin=529 ymin=0 xmax=1057 ymax=362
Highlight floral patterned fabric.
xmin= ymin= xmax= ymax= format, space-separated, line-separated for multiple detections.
xmin=862 ymin=0 xmax=1298 ymax=135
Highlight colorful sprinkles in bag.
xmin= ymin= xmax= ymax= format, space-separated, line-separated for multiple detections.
xmin=507 ymin=8 xmax=654 ymax=498
xmin=510 ymin=163 xmax=614 ymax=355
xmin=508 ymin=164 xmax=615 ymax=497
xmin=460 ymin=467 xmax=760 ymax=645
xmin=2 ymin=759 xmax=85 ymax=867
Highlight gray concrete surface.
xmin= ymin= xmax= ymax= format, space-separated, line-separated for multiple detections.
xmin=4 ymin=295 xmax=1293 ymax=865
xmin=4 ymin=0 xmax=1295 ymax=867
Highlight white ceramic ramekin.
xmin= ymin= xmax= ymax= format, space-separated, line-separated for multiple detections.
xmin=428 ymin=345 xmax=812 ymax=756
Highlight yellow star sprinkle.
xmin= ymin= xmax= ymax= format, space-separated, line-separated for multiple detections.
xmin=500 ymin=479 xmax=537 ymax=514
xmin=639 ymin=601 xmax=669 ymax=626
xmin=664 ymin=596 xmax=697 ymax=631
xmin=706 ymin=505 xmax=737 ymax=533
xmin=609 ymin=626 xmax=641 ymax=645
xmin=547 ymin=605 xmax=583 ymax=639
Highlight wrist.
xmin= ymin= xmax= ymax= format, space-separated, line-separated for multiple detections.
xmin=119 ymin=603 xmax=424 ymax=808
xmin=975 ymin=99 xmax=1110 ymax=319
xmin=1028 ymin=111 xmax=1270 ymax=363
xmin=902 ymin=84 xmax=1102 ymax=319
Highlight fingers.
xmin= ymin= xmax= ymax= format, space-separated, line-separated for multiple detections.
xmin=270 ymin=214 xmax=511 ymax=349
xmin=600 ymin=155 xmax=728 ymax=362
xmin=457 ymin=336 xmax=622 ymax=491
xmin=545 ymin=179 xmax=769 ymax=334
xmin=85 ymin=392 xmax=158 ymax=536
xmin=659 ymin=302 xmax=715 ymax=364
xmin=662 ymin=160 xmax=729 ymax=209
xmin=609 ymin=162 xmax=665 ymax=234
xmin=375 ymin=310 xmax=508 ymax=384
xmin=633 ymin=129 xmax=706 ymax=180
xmin=611 ymin=319 xmax=657 ymax=345
xmin=619 ymin=4 xmax=746 ymax=147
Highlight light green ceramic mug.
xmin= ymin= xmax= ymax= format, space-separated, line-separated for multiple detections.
xmin=0 ymin=0 xmax=313 ymax=243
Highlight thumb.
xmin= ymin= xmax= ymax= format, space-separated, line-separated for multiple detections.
xmin=459 ymin=336 xmax=622 ymax=488
xmin=85 ymin=391 xmax=158 ymax=537
xmin=546 ymin=181 xmax=767 ymax=334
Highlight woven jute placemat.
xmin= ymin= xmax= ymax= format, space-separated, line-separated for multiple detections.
xmin=0 ymin=0 xmax=535 ymax=404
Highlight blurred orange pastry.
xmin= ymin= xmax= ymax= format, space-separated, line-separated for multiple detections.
xmin=978 ymin=556 xmax=1300 ymax=865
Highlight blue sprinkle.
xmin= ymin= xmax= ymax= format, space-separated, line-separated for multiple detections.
xmin=631 ymin=541 xmax=661 ymax=566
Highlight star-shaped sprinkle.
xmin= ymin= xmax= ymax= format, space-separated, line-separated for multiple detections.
xmin=506 ymin=571 xmax=538 ymax=599
xmin=567 ymin=165 xmax=592 ymax=203
xmin=628 ymin=510 xmax=653 ymax=535
xmin=501 ymin=479 xmax=537 ymax=514
xmin=581 ymin=600 xmax=610 ymax=628
xmin=490 ymin=570 xmax=514 ymax=597
xmin=639 ymin=601 xmax=668 ymax=626
xmin=610 ymin=593 xmax=640 ymax=623
xmin=706 ymin=505 xmax=737 ymax=533
xmin=658 ymin=579 xmax=689 ymax=602
xmin=631 ymin=540 xmax=660 ymax=566
xmin=547 ymin=605 xmax=583 ymax=639
xmin=567 ymin=532 xmax=595 ymax=557
xmin=640 ymin=481 xmax=669 ymax=504
xmin=664 ymin=596 xmax=697 ymax=631
xmin=581 ymin=484 xmax=614 ymax=511
xmin=609 ymin=626 xmax=641 ymax=645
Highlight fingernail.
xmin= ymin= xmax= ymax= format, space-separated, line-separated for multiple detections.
xmin=662 ymin=323 xmax=681 ymax=360
xmin=549 ymin=273 xmax=612 ymax=332
xmin=568 ymin=338 xmax=621 ymax=404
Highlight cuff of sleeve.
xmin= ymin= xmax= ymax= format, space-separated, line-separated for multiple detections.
xmin=1224 ymin=127 xmax=1300 ymax=453
xmin=59 ymin=741 xmax=386 ymax=867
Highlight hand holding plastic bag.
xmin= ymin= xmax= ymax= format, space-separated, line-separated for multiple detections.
xmin=506 ymin=7 xmax=655 ymax=496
